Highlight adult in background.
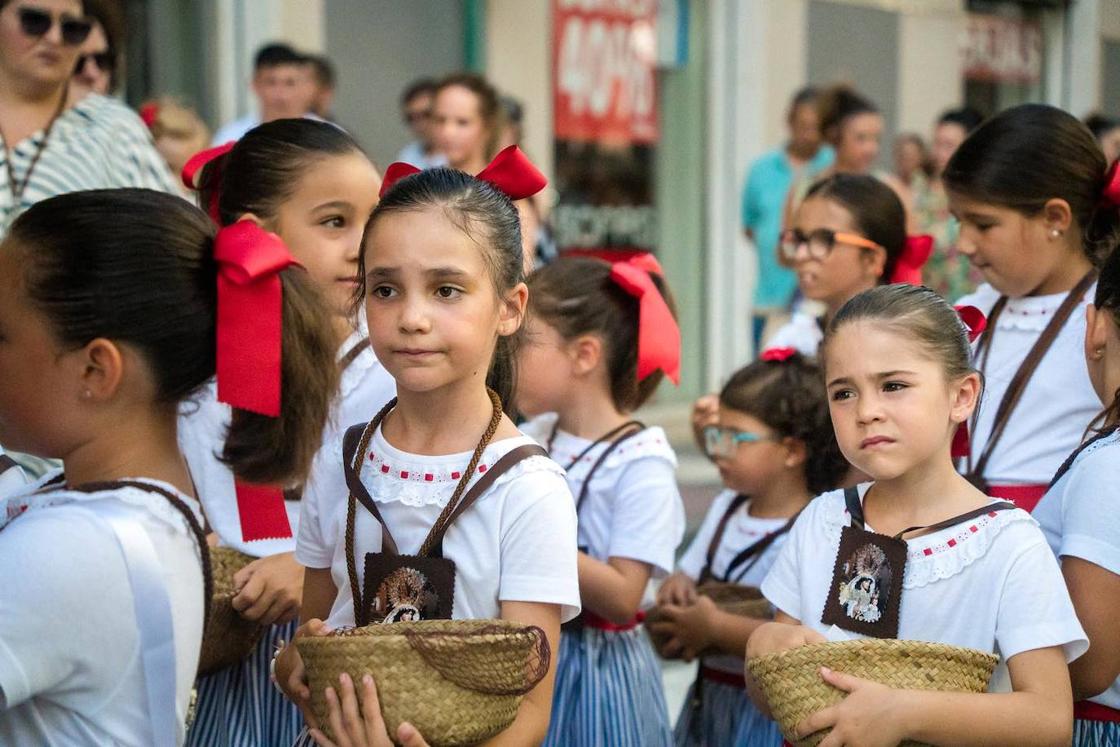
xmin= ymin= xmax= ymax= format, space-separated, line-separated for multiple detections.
xmin=307 ymin=53 xmax=335 ymax=121
xmin=742 ymin=86 xmax=833 ymax=346
xmin=919 ymin=106 xmax=984 ymax=300
xmin=66 ymin=0 xmax=117 ymax=105
xmin=211 ymin=42 xmax=315 ymax=145
xmin=394 ymin=77 xmax=446 ymax=169
xmin=0 ymin=0 xmax=178 ymax=237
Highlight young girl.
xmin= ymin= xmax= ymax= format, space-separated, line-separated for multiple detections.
xmin=748 ymin=284 xmax=1086 ymax=746
xmin=946 ymin=104 xmax=1110 ymax=511
xmin=654 ymin=350 xmax=849 ymax=747
xmin=1034 ymin=243 xmax=1120 ymax=744
xmin=0 ymin=189 xmax=336 ymax=744
xmin=431 ymin=73 xmax=502 ymax=175
xmin=277 ymin=149 xmax=582 ymax=747
xmin=178 ymin=119 xmax=397 ymax=747
xmin=515 ymin=255 xmax=686 ymax=747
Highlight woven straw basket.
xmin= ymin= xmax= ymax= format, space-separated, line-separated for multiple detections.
xmin=747 ymin=639 xmax=998 ymax=747
xmin=197 ymin=547 xmax=264 ymax=676
xmin=648 ymin=582 xmax=772 ymax=657
xmin=298 ymin=619 xmax=550 ymax=746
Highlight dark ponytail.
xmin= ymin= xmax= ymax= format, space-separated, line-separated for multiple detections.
xmin=199 ymin=118 xmax=365 ymax=227
xmin=944 ymin=103 xmax=1120 ymax=266
xmin=362 ymin=168 xmax=525 ymax=411
xmin=9 ymin=189 xmax=338 ymax=485
xmin=527 ymin=257 xmax=678 ymax=412
xmin=1092 ymin=246 xmax=1120 ymax=432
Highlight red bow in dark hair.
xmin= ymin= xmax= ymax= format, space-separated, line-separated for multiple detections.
xmin=1102 ymin=160 xmax=1120 ymax=207
xmin=378 ymin=145 xmax=548 ymax=200
xmin=213 ymin=220 xmax=303 ymax=541
xmin=760 ymin=347 xmax=798 ymax=363
xmin=949 ymin=305 xmax=988 ymax=459
xmin=182 ymin=142 xmax=236 ymax=223
xmin=609 ymin=257 xmax=680 ymax=385
xmin=889 ymin=234 xmax=934 ymax=285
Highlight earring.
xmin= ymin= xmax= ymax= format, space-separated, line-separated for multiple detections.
xmin=81 ymin=389 xmax=92 ymax=399
xmin=1049 ymin=228 xmax=1063 ymax=239
xmin=1094 ymin=348 xmax=1106 ymax=360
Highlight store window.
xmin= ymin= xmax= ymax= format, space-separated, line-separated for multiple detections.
xmin=962 ymin=0 xmax=1059 ymax=116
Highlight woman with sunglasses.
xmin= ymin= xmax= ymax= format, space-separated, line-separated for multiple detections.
xmin=67 ymin=0 xmax=119 ymax=106
xmin=0 ymin=0 xmax=177 ymax=240
xmin=766 ymin=173 xmax=909 ymax=356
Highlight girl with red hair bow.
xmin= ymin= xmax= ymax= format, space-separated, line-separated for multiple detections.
xmin=515 ymin=254 xmax=685 ymax=747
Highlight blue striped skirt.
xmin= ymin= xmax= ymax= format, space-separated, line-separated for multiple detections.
xmin=186 ymin=618 xmax=303 ymax=747
xmin=673 ymin=674 xmax=782 ymax=747
xmin=542 ymin=626 xmax=673 ymax=747
xmin=1075 ymin=719 xmax=1120 ymax=746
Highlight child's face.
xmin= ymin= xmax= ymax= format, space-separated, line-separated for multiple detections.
xmin=0 ymin=247 xmax=82 ymax=457
xmin=836 ymin=112 xmax=882 ymax=173
xmin=1085 ymin=303 xmax=1120 ymax=411
xmin=824 ymin=321 xmax=978 ymax=481
xmin=792 ymin=196 xmax=885 ymax=310
xmin=948 ymin=192 xmax=1066 ymax=297
xmin=432 ymin=85 xmax=489 ymax=170
xmin=363 ymin=209 xmax=525 ymax=396
xmin=265 ymin=152 xmax=380 ymax=320
xmin=514 ymin=315 xmax=577 ymax=417
xmin=709 ymin=406 xmax=790 ymax=495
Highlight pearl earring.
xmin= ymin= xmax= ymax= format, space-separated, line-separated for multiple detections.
xmin=1095 ymin=348 xmax=1106 ymax=360
xmin=81 ymin=389 xmax=92 ymax=399
xmin=1049 ymin=228 xmax=1061 ymax=238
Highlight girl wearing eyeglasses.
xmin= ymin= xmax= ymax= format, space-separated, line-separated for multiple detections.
xmin=767 ymin=173 xmax=909 ymax=357
xmin=0 ymin=0 xmax=177 ymax=241
xmin=654 ymin=350 xmax=849 ymax=747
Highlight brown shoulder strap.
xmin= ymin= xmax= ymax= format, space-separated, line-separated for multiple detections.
xmin=969 ymin=270 xmax=1097 ymax=481
xmin=0 ymin=454 xmax=18 ymax=475
xmin=699 ymin=493 xmax=750 ymax=583
xmin=342 ymin=422 xmax=400 ymax=556
xmin=339 ymin=336 xmax=370 ymax=373
xmin=427 ymin=444 xmax=548 ymax=558
xmin=573 ymin=423 xmax=645 ymax=516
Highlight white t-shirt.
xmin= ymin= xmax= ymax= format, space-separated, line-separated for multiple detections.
xmin=1034 ymin=429 xmax=1120 ymax=709
xmin=677 ymin=489 xmax=791 ymax=673
xmin=296 ymin=425 xmax=581 ymax=628
xmin=0 ymin=447 xmax=26 ymax=496
xmin=0 ymin=479 xmax=204 ymax=745
xmin=762 ymin=312 xmax=823 ymax=357
xmin=958 ymin=282 xmax=1100 ymax=485
xmin=761 ymin=484 xmax=1087 ymax=686
xmin=520 ymin=414 xmax=685 ymax=582
xmin=179 ymin=320 xmax=395 ymax=556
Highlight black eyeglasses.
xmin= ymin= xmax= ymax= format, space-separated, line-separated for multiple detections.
xmin=75 ymin=51 xmax=114 ymax=73
xmin=17 ymin=6 xmax=93 ymax=46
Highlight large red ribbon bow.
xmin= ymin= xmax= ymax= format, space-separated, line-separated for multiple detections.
xmin=214 ymin=220 xmax=302 ymax=541
xmin=761 ymin=347 xmax=798 ymax=363
xmin=949 ymin=305 xmax=988 ymax=459
xmin=1102 ymin=160 xmax=1120 ymax=207
xmin=890 ymin=234 xmax=934 ymax=285
xmin=182 ymin=142 xmax=235 ymax=223
xmin=378 ymin=145 xmax=548 ymax=200
xmin=609 ymin=257 xmax=681 ymax=385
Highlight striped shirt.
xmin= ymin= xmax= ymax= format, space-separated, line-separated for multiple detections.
xmin=0 ymin=93 xmax=180 ymax=237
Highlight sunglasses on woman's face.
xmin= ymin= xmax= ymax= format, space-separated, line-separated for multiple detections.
xmin=17 ymin=6 xmax=93 ymax=46
xmin=75 ymin=51 xmax=113 ymax=73
xmin=779 ymin=227 xmax=885 ymax=262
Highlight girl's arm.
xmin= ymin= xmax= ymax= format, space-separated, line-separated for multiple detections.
xmin=577 ymin=554 xmax=651 ymax=625
xmin=276 ymin=567 xmax=337 ymax=714
xmin=481 ymin=600 xmax=562 ymax=747
xmin=648 ymin=595 xmax=771 ymax=660
xmin=1063 ymin=556 xmax=1120 ymax=699
xmin=793 ymin=646 xmax=1073 ymax=747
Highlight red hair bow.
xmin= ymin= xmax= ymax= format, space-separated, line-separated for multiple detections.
xmin=761 ymin=347 xmax=797 ymax=363
xmin=948 ymin=305 xmax=987 ymax=459
xmin=214 ymin=220 xmax=302 ymax=541
xmin=626 ymin=252 xmax=664 ymax=277
xmin=378 ymin=145 xmax=548 ymax=200
xmin=139 ymin=102 xmax=159 ymax=130
xmin=890 ymin=234 xmax=934 ymax=285
xmin=182 ymin=142 xmax=235 ymax=223
xmin=1102 ymin=160 xmax=1120 ymax=207
xmin=609 ymin=258 xmax=680 ymax=385
xmin=954 ymin=305 xmax=987 ymax=343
